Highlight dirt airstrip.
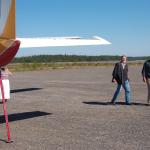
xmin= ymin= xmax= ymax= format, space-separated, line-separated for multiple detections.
xmin=0 ymin=66 xmax=149 ymax=150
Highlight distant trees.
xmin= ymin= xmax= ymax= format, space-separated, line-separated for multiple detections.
xmin=12 ymin=55 xmax=150 ymax=63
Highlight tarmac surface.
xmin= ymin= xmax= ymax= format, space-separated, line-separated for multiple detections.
xmin=0 ymin=66 xmax=150 ymax=150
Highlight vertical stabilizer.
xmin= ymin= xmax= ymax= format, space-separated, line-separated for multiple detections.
xmin=0 ymin=0 xmax=16 ymax=39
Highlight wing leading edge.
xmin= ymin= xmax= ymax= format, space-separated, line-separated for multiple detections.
xmin=17 ymin=36 xmax=111 ymax=48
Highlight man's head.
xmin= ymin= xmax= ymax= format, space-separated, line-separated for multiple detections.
xmin=120 ymin=55 xmax=127 ymax=64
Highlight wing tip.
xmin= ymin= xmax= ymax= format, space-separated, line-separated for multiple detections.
xmin=93 ymin=36 xmax=111 ymax=44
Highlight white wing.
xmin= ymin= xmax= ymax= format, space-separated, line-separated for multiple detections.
xmin=17 ymin=36 xmax=111 ymax=48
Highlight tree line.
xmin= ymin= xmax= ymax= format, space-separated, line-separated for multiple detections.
xmin=12 ymin=55 xmax=150 ymax=63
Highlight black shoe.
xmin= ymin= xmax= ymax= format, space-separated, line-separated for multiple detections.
xmin=110 ymin=101 xmax=116 ymax=105
xmin=126 ymin=103 xmax=131 ymax=105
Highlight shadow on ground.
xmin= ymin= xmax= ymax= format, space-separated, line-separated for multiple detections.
xmin=0 ymin=111 xmax=51 ymax=124
xmin=11 ymin=88 xmax=43 ymax=93
xmin=83 ymin=101 xmax=149 ymax=106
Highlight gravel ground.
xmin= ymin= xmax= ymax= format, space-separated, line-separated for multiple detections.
xmin=0 ymin=66 xmax=149 ymax=150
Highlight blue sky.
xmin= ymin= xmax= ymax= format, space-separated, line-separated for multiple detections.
xmin=16 ymin=0 xmax=150 ymax=57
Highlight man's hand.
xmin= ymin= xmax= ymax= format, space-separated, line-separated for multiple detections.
xmin=112 ymin=78 xmax=116 ymax=83
xmin=143 ymin=77 xmax=146 ymax=83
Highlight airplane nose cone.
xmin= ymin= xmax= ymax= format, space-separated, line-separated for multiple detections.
xmin=0 ymin=40 xmax=20 ymax=67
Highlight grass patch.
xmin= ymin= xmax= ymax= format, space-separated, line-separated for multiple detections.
xmin=8 ymin=61 xmax=144 ymax=72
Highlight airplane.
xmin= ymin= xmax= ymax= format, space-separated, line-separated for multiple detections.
xmin=0 ymin=0 xmax=111 ymax=142
xmin=0 ymin=0 xmax=111 ymax=67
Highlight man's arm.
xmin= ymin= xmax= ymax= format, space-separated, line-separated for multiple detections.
xmin=126 ymin=64 xmax=130 ymax=81
xmin=142 ymin=63 xmax=146 ymax=82
xmin=112 ymin=63 xmax=118 ymax=82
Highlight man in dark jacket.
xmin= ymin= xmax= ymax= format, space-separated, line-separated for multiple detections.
xmin=111 ymin=55 xmax=131 ymax=105
xmin=142 ymin=59 xmax=150 ymax=105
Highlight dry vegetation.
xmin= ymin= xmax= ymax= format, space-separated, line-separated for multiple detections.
xmin=8 ymin=61 xmax=144 ymax=72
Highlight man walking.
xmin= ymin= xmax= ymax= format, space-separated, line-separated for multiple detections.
xmin=111 ymin=55 xmax=131 ymax=105
xmin=142 ymin=59 xmax=150 ymax=105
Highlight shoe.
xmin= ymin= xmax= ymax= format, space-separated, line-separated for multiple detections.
xmin=146 ymin=101 xmax=150 ymax=106
xmin=110 ymin=101 xmax=116 ymax=105
xmin=126 ymin=103 xmax=131 ymax=105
